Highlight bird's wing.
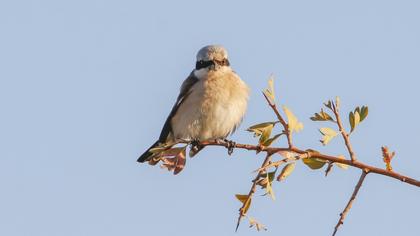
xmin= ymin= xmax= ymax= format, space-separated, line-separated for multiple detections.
xmin=158 ymin=72 xmax=199 ymax=142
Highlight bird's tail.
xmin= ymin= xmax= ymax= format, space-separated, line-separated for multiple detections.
xmin=137 ymin=140 xmax=160 ymax=163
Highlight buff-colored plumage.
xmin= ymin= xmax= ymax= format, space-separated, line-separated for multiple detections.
xmin=171 ymin=66 xmax=249 ymax=141
xmin=138 ymin=45 xmax=249 ymax=162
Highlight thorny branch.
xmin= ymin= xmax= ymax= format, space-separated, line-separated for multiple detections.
xmin=187 ymin=95 xmax=420 ymax=234
xmin=262 ymin=92 xmax=294 ymax=149
xmin=197 ymin=140 xmax=420 ymax=187
xmin=165 ymin=86 xmax=419 ymax=234
xmin=331 ymin=102 xmax=357 ymax=162
xmin=332 ymin=170 xmax=368 ymax=236
xmin=235 ymin=153 xmax=273 ymax=232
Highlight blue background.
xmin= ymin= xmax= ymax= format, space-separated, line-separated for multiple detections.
xmin=1 ymin=0 xmax=419 ymax=235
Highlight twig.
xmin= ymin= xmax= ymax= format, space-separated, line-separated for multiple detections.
xmin=235 ymin=153 xmax=273 ymax=231
xmin=194 ymin=140 xmax=420 ymax=187
xmin=332 ymin=103 xmax=357 ymax=162
xmin=332 ymin=170 xmax=368 ymax=236
xmin=262 ymin=92 xmax=294 ymax=148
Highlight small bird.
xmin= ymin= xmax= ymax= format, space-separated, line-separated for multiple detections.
xmin=138 ymin=45 xmax=249 ymax=163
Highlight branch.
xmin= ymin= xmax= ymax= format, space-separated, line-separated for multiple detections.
xmin=262 ymin=92 xmax=294 ymax=148
xmin=235 ymin=153 xmax=273 ymax=231
xmin=332 ymin=170 xmax=368 ymax=236
xmin=197 ymin=140 xmax=420 ymax=187
xmin=332 ymin=103 xmax=357 ymax=162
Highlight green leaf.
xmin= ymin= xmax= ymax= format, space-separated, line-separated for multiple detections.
xmin=324 ymin=100 xmax=333 ymax=110
xmin=262 ymin=133 xmax=283 ymax=147
xmin=349 ymin=111 xmax=355 ymax=132
xmin=259 ymin=124 xmax=274 ymax=145
xmin=247 ymin=122 xmax=276 ymax=137
xmin=360 ymin=106 xmax=369 ymax=122
xmin=265 ymin=173 xmax=276 ymax=200
xmin=302 ymin=158 xmax=327 ymax=170
xmin=319 ymin=127 xmax=338 ymax=145
xmin=349 ymin=110 xmax=360 ymax=133
xmin=277 ymin=163 xmax=296 ymax=181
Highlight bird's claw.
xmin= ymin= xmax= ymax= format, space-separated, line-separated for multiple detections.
xmin=224 ymin=139 xmax=236 ymax=155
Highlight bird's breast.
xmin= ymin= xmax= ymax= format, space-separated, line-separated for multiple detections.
xmin=171 ymin=69 xmax=249 ymax=141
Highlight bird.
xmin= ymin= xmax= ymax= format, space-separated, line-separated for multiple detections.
xmin=137 ymin=45 xmax=249 ymax=163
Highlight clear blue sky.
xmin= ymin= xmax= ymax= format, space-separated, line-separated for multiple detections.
xmin=1 ymin=0 xmax=419 ymax=235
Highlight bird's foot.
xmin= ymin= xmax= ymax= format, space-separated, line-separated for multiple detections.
xmin=224 ymin=139 xmax=236 ymax=156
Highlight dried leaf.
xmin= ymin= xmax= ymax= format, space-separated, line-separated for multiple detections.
xmin=159 ymin=146 xmax=187 ymax=175
xmin=335 ymin=96 xmax=341 ymax=109
xmin=173 ymin=148 xmax=186 ymax=175
xmin=283 ymin=106 xmax=304 ymax=133
xmin=277 ymin=163 xmax=296 ymax=181
xmin=235 ymin=194 xmax=252 ymax=214
xmin=249 ymin=217 xmax=267 ymax=231
xmin=319 ymin=127 xmax=338 ymax=145
xmin=381 ymin=146 xmax=395 ymax=171
xmin=310 ymin=109 xmax=334 ymax=122
xmin=277 ymin=151 xmax=298 ymax=159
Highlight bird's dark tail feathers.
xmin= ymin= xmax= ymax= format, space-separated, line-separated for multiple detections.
xmin=137 ymin=140 xmax=160 ymax=163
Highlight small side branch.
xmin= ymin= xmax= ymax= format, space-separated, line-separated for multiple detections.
xmin=332 ymin=104 xmax=357 ymax=162
xmin=235 ymin=153 xmax=273 ymax=231
xmin=332 ymin=170 xmax=368 ymax=236
xmin=262 ymin=92 xmax=294 ymax=148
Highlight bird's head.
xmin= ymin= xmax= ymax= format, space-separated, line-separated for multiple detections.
xmin=195 ymin=45 xmax=230 ymax=71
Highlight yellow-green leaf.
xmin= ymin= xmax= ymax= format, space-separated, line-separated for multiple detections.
xmin=353 ymin=111 xmax=360 ymax=130
xmin=277 ymin=163 xmax=296 ymax=181
xmin=263 ymin=77 xmax=276 ymax=104
xmin=283 ymin=106 xmax=303 ymax=133
xmin=335 ymin=155 xmax=349 ymax=170
xmin=360 ymin=106 xmax=369 ymax=121
xmin=247 ymin=122 xmax=276 ymax=137
xmin=302 ymin=158 xmax=327 ymax=170
xmin=267 ymin=171 xmax=276 ymax=182
xmin=259 ymin=124 xmax=274 ymax=145
xmin=319 ymin=127 xmax=338 ymax=145
xmin=235 ymin=194 xmax=252 ymax=214
xmin=262 ymin=133 xmax=282 ymax=147
xmin=265 ymin=174 xmax=275 ymax=200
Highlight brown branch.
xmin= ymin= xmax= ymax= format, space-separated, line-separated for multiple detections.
xmin=197 ymin=140 xmax=420 ymax=187
xmin=332 ymin=170 xmax=368 ymax=236
xmin=235 ymin=153 xmax=273 ymax=231
xmin=262 ymin=92 xmax=294 ymax=148
xmin=332 ymin=103 xmax=357 ymax=162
